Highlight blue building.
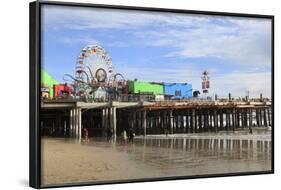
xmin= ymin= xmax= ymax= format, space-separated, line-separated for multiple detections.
xmin=164 ymin=83 xmax=192 ymax=99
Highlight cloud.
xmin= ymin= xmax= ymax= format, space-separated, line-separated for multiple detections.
xmin=42 ymin=5 xmax=271 ymax=68
xmin=60 ymin=36 xmax=99 ymax=45
xmin=209 ymin=71 xmax=271 ymax=98
xmin=133 ymin=18 xmax=271 ymax=67
xmin=42 ymin=4 xmax=209 ymax=30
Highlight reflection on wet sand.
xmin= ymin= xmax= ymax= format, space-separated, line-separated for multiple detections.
xmin=130 ymin=137 xmax=271 ymax=164
xmin=41 ymin=129 xmax=271 ymax=186
xmin=111 ymin=132 xmax=271 ymax=177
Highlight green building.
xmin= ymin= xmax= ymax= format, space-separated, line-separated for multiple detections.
xmin=128 ymin=80 xmax=164 ymax=94
xmin=41 ymin=69 xmax=58 ymax=98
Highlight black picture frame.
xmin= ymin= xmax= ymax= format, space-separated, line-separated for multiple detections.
xmin=29 ymin=1 xmax=274 ymax=188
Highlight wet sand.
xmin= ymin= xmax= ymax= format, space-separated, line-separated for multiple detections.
xmin=41 ymin=128 xmax=272 ymax=186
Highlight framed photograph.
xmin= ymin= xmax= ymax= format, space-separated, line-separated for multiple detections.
xmin=29 ymin=0 xmax=274 ymax=188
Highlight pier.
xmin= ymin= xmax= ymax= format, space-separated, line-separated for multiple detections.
xmin=40 ymin=99 xmax=272 ymax=139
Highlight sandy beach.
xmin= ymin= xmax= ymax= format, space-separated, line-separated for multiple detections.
xmin=41 ymin=129 xmax=271 ymax=186
xmin=41 ymin=138 xmax=163 ymax=185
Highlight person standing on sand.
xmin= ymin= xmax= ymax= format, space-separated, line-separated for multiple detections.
xmin=83 ymin=128 xmax=89 ymax=142
xmin=249 ymin=126 xmax=253 ymax=134
xmin=122 ymin=129 xmax=127 ymax=144
xmin=164 ymin=128 xmax=169 ymax=137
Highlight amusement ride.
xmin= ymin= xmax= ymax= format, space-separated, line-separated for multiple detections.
xmin=64 ymin=44 xmax=126 ymax=102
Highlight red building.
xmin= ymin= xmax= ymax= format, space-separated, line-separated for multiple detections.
xmin=53 ymin=83 xmax=73 ymax=97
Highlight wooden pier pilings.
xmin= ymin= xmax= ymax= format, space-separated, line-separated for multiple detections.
xmin=116 ymin=104 xmax=272 ymax=136
xmin=40 ymin=100 xmax=272 ymax=138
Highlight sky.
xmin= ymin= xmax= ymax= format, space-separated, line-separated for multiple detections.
xmin=41 ymin=5 xmax=272 ymax=98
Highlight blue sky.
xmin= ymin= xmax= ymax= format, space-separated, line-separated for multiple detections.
xmin=41 ymin=5 xmax=272 ymax=98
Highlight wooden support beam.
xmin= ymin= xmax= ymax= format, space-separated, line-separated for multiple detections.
xmin=219 ymin=109 xmax=224 ymax=130
xmin=172 ymin=111 xmax=176 ymax=133
xmin=164 ymin=110 xmax=168 ymax=133
xmin=112 ymin=107 xmax=116 ymax=139
xmin=191 ymin=109 xmax=196 ymax=133
xmin=236 ymin=110 xmax=240 ymax=128
xmin=198 ymin=110 xmax=203 ymax=133
xmin=175 ymin=111 xmax=179 ymax=133
xmin=70 ymin=109 xmax=73 ymax=138
xmin=102 ymin=109 xmax=106 ymax=137
xmin=226 ymin=110 xmax=230 ymax=131
xmin=256 ymin=109 xmax=260 ymax=127
xmin=169 ymin=110 xmax=173 ymax=134
xmin=186 ymin=110 xmax=190 ymax=133
xmin=209 ymin=110 xmax=213 ymax=132
xmin=241 ymin=109 xmax=244 ymax=128
xmin=243 ymin=109 xmax=247 ymax=128
xmin=208 ymin=110 xmax=212 ymax=132
xmin=190 ymin=110 xmax=194 ymax=133
xmin=264 ymin=108 xmax=268 ymax=127
xmin=181 ymin=111 xmax=185 ymax=133
xmin=214 ymin=109 xmax=218 ymax=132
xmin=204 ymin=110 xmax=208 ymax=132
xmin=249 ymin=109 xmax=253 ymax=128
xmin=268 ymin=107 xmax=272 ymax=126
xmin=232 ymin=109 xmax=236 ymax=131
xmin=160 ymin=111 xmax=164 ymax=133
xmin=194 ymin=110 xmax=198 ymax=133
xmin=79 ymin=108 xmax=82 ymax=139
xmin=143 ymin=110 xmax=147 ymax=136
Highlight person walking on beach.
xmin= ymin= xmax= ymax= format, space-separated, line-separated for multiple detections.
xmin=249 ymin=126 xmax=253 ymax=134
xmin=128 ymin=128 xmax=135 ymax=143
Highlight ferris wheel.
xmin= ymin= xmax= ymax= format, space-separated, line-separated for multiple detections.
xmin=75 ymin=44 xmax=115 ymax=96
xmin=63 ymin=44 xmax=127 ymax=102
